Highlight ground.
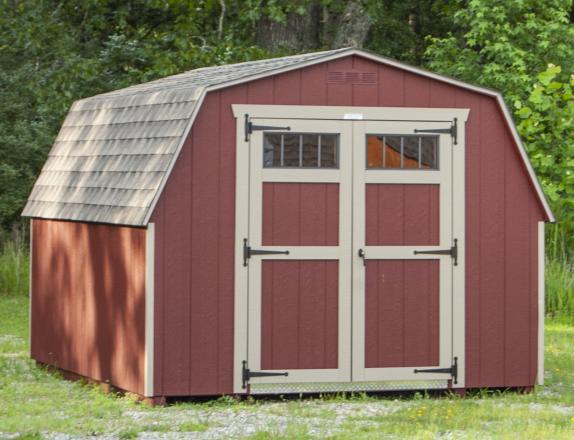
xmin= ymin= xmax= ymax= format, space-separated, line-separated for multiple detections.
xmin=0 ymin=296 xmax=573 ymax=439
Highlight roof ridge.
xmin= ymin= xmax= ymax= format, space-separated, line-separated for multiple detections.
xmin=80 ymin=47 xmax=353 ymax=103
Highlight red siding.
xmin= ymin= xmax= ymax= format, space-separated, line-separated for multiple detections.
xmin=261 ymin=260 xmax=338 ymax=370
xmin=31 ymin=219 xmax=146 ymax=395
xmin=151 ymin=55 xmax=545 ymax=395
xmin=262 ymin=183 xmax=339 ymax=246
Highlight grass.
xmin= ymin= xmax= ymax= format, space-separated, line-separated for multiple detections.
xmin=0 ymin=296 xmax=573 ymax=439
xmin=546 ymin=257 xmax=574 ymax=323
xmin=0 ymin=236 xmax=28 ymax=297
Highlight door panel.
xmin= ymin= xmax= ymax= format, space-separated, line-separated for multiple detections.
xmin=262 ymin=183 xmax=339 ymax=246
xmin=365 ymin=184 xmax=439 ymax=246
xmin=261 ymin=260 xmax=338 ymax=370
xmin=365 ymin=259 xmax=439 ymax=368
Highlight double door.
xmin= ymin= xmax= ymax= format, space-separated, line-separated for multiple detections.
xmin=234 ymin=107 xmax=466 ymax=393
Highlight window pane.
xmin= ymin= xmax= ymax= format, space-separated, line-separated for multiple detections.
xmin=384 ymin=136 xmax=402 ymax=169
xmin=282 ymin=134 xmax=300 ymax=167
xmin=320 ymin=135 xmax=338 ymax=168
xmin=367 ymin=134 xmax=438 ymax=170
xmin=421 ymin=137 xmax=438 ymax=169
xmin=302 ymin=134 xmax=319 ymax=167
xmin=263 ymin=134 xmax=282 ymax=167
xmin=403 ymin=136 xmax=419 ymax=169
xmin=366 ymin=135 xmax=383 ymax=168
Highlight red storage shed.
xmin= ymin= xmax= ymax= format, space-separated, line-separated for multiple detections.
xmin=23 ymin=48 xmax=554 ymax=400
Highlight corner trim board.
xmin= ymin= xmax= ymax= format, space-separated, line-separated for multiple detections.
xmin=144 ymin=222 xmax=155 ymax=396
xmin=537 ymin=222 xmax=545 ymax=386
xmin=29 ymin=219 xmax=33 ymax=355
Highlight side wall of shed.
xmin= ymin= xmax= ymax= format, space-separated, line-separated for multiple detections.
xmin=30 ymin=219 xmax=146 ymax=395
xmin=151 ymin=55 xmax=546 ymax=396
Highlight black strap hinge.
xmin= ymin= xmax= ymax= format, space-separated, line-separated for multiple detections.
xmin=243 ymin=238 xmax=290 ymax=266
xmin=414 ymin=238 xmax=458 ymax=266
xmin=242 ymin=360 xmax=288 ymax=389
xmin=244 ymin=114 xmax=291 ymax=141
xmin=414 ymin=118 xmax=458 ymax=145
xmin=414 ymin=357 xmax=458 ymax=384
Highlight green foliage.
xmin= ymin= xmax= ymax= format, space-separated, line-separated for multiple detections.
xmin=425 ymin=0 xmax=574 ymax=102
xmin=425 ymin=0 xmax=574 ymax=254
xmin=515 ymin=66 xmax=574 ymax=246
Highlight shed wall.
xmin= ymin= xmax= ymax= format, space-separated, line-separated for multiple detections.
xmin=30 ymin=219 xmax=146 ymax=395
xmin=151 ymin=55 xmax=545 ymax=395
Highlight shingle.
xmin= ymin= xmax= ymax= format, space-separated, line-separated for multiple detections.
xmin=22 ymin=48 xmax=351 ymax=226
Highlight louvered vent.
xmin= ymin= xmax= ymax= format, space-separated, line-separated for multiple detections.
xmin=327 ymin=70 xmax=377 ymax=85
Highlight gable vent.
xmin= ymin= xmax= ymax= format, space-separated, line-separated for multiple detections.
xmin=327 ymin=70 xmax=377 ymax=85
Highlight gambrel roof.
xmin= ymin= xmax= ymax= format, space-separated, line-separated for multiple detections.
xmin=22 ymin=48 xmax=555 ymax=225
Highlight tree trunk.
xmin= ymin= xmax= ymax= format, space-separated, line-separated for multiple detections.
xmin=330 ymin=1 xmax=372 ymax=49
xmin=256 ymin=5 xmax=321 ymax=52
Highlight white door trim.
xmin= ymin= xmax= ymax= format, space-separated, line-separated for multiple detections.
xmin=233 ymin=105 xmax=468 ymax=393
xmin=233 ymin=104 xmax=469 ymax=124
xmin=537 ymin=222 xmax=545 ymax=386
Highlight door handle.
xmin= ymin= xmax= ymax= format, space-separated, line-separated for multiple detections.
xmin=358 ymin=248 xmax=366 ymax=266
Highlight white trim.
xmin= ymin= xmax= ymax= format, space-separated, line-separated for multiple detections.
xmin=233 ymin=104 xmax=470 ymax=122
xmin=451 ymin=115 xmax=466 ymax=387
xmin=144 ymin=223 xmax=155 ymax=397
xmin=233 ymin=116 xmax=250 ymax=393
xmin=537 ymin=222 xmax=545 ymax=386
xmin=234 ymin=107 xmax=466 ymax=391
xmin=28 ymin=219 xmax=33 ymax=355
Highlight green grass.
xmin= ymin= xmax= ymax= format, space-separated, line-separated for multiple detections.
xmin=0 ymin=237 xmax=28 ymax=297
xmin=546 ymin=257 xmax=574 ymax=323
xmin=1 ymin=296 xmax=574 ymax=439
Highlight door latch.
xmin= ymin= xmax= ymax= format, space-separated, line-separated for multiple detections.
xmin=414 ymin=239 xmax=458 ymax=266
xmin=242 ymin=360 xmax=288 ymax=389
xmin=243 ymin=239 xmax=290 ymax=266
xmin=358 ymin=248 xmax=366 ymax=266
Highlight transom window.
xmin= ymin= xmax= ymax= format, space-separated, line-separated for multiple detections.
xmin=264 ymin=133 xmax=339 ymax=168
xmin=366 ymin=135 xmax=438 ymax=170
